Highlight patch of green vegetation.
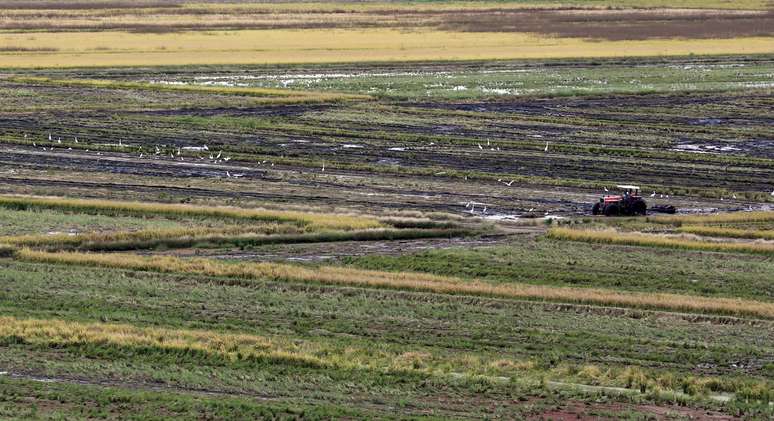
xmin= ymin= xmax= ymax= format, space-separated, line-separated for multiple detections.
xmin=157 ymin=57 xmax=774 ymax=100
xmin=0 ymin=207 xmax=201 ymax=236
xmin=0 ymin=376 xmax=377 ymax=421
xmin=343 ymin=237 xmax=774 ymax=301
xmin=0 ymin=260 xmax=771 ymax=416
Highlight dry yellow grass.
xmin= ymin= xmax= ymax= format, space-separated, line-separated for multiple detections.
xmin=0 ymin=314 xmax=537 ymax=379
xmin=548 ymin=226 xmax=774 ymax=255
xmin=677 ymin=225 xmax=774 ymax=240
xmin=181 ymin=1 xmax=773 ymax=12
xmin=1 ymin=29 xmax=772 ymax=68
xmin=3 ymin=314 xmax=764 ymax=398
xmin=16 ymin=248 xmax=774 ymax=319
xmin=0 ymin=195 xmax=383 ymax=231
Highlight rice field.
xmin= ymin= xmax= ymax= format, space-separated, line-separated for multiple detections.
xmin=13 ymin=247 xmax=774 ymax=319
xmin=0 ymin=1 xmax=773 ymax=418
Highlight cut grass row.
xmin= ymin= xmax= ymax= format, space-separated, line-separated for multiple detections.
xmin=5 ymin=314 xmax=772 ymax=408
xmin=7 ymin=76 xmax=370 ymax=103
xmin=12 ymin=248 xmax=774 ymax=319
xmin=0 ymin=314 xmax=539 ymax=381
xmin=648 ymin=211 xmax=774 ymax=226
xmin=0 ymin=377 xmax=372 ymax=421
xmin=3 ymin=258 xmax=770 ymax=381
xmin=0 ymin=195 xmax=383 ymax=231
xmin=1 ymin=257 xmax=772 ymax=415
xmin=677 ymin=225 xmax=774 ymax=241
xmin=547 ymin=227 xmax=774 ymax=256
xmin=0 ymin=227 xmax=471 ymax=252
xmin=0 ymin=224 xmax=295 ymax=250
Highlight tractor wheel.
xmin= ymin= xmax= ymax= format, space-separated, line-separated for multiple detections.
xmin=632 ymin=200 xmax=647 ymax=216
xmin=604 ymin=204 xmax=619 ymax=217
xmin=592 ymin=203 xmax=601 ymax=215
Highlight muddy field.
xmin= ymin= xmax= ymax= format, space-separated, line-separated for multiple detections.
xmin=0 ymin=56 xmax=771 ymax=219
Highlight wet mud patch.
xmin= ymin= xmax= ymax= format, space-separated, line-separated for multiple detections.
xmin=440 ymin=8 xmax=774 ymax=41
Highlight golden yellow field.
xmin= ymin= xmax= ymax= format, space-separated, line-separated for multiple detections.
xmin=1 ymin=29 xmax=772 ymax=68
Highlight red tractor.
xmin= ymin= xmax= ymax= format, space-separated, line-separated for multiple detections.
xmin=592 ymin=185 xmax=647 ymax=216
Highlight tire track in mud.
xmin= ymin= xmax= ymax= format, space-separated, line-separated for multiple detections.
xmin=0 ymin=174 xmax=585 ymax=216
xmin=0 ymin=148 xmax=270 ymax=179
xmin=0 ymin=368 xmax=526 ymax=418
xmin=0 ymin=370 xmax=278 ymax=402
xmin=0 ymin=146 xmax=595 ymax=214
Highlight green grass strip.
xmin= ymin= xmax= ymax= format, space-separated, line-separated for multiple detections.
xmin=13 ymin=248 xmax=774 ymax=319
xmin=548 ymin=227 xmax=774 ymax=256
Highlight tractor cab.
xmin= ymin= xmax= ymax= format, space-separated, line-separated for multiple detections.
xmin=592 ymin=185 xmax=647 ymax=216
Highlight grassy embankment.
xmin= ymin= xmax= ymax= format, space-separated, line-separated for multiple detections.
xmin=7 ymin=76 xmax=369 ymax=104
xmin=0 ymin=196 xmax=472 ymax=251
